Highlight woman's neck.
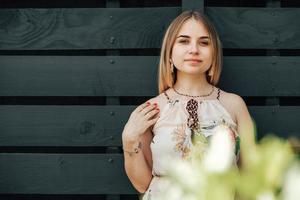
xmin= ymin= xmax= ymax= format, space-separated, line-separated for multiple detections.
xmin=173 ymin=74 xmax=213 ymax=96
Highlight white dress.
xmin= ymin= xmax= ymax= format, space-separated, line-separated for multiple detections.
xmin=141 ymin=87 xmax=240 ymax=200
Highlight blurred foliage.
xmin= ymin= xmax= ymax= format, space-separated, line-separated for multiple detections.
xmin=154 ymin=123 xmax=300 ymax=200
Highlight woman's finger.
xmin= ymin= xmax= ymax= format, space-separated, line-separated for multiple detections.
xmin=148 ymin=113 xmax=160 ymax=125
xmin=136 ymin=101 xmax=151 ymax=113
xmin=141 ymin=103 xmax=157 ymax=116
xmin=145 ymin=108 xmax=160 ymax=120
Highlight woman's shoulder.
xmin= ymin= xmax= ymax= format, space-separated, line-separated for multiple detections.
xmin=219 ymin=88 xmax=245 ymax=106
xmin=218 ymin=88 xmax=246 ymax=124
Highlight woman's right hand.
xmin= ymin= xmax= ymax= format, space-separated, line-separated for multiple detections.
xmin=123 ymin=101 xmax=160 ymax=142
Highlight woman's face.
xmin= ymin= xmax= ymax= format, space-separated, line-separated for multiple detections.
xmin=171 ymin=18 xmax=213 ymax=76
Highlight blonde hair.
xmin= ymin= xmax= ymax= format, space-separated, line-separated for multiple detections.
xmin=158 ymin=10 xmax=223 ymax=94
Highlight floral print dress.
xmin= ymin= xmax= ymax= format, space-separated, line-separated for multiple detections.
xmin=141 ymin=88 xmax=240 ymax=200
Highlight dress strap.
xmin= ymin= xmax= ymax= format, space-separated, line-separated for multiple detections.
xmin=216 ymin=87 xmax=221 ymax=100
xmin=163 ymin=90 xmax=171 ymax=101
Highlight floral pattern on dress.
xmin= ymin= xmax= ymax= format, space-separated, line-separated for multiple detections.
xmin=171 ymin=118 xmax=240 ymax=161
xmin=171 ymin=123 xmax=192 ymax=159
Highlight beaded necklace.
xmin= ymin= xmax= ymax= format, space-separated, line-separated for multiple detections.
xmin=172 ymin=85 xmax=215 ymax=134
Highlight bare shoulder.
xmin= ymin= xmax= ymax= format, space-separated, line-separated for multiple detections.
xmin=219 ymin=89 xmax=245 ymax=105
xmin=218 ymin=89 xmax=247 ymax=124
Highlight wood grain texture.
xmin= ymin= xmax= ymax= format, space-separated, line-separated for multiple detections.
xmin=0 ymin=56 xmax=299 ymax=96
xmin=220 ymin=56 xmax=300 ymax=96
xmin=182 ymin=0 xmax=204 ymax=11
xmin=206 ymin=7 xmax=300 ymax=49
xmin=0 ymin=7 xmax=299 ymax=49
xmin=0 ymin=2 xmax=298 ymax=199
xmin=0 ymin=105 xmax=134 ymax=146
xmin=0 ymin=56 xmax=158 ymax=96
xmin=0 ymin=105 xmax=299 ymax=147
xmin=0 ymin=153 xmax=135 ymax=194
xmin=0 ymin=8 xmax=180 ymax=49
xmin=248 ymin=106 xmax=300 ymax=139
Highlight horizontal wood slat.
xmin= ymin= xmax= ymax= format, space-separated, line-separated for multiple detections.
xmin=0 ymin=106 xmax=134 ymax=146
xmin=0 ymin=56 xmax=299 ymax=96
xmin=220 ymin=56 xmax=300 ymax=96
xmin=0 ymin=7 xmax=180 ymax=50
xmin=0 ymin=56 xmax=158 ymax=96
xmin=206 ymin=7 xmax=300 ymax=49
xmin=0 ymin=153 xmax=135 ymax=194
xmin=249 ymin=106 xmax=300 ymax=139
xmin=0 ymin=4 xmax=299 ymax=199
xmin=0 ymin=7 xmax=299 ymax=49
xmin=0 ymin=106 xmax=299 ymax=147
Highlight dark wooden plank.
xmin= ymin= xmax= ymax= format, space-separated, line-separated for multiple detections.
xmin=0 ymin=56 xmax=299 ymax=96
xmin=182 ymin=0 xmax=204 ymax=12
xmin=220 ymin=56 xmax=300 ymax=96
xmin=0 ymin=8 xmax=180 ymax=50
xmin=264 ymin=0 xmax=281 ymax=107
xmin=105 ymin=2 xmax=122 ymax=196
xmin=249 ymin=106 xmax=300 ymax=140
xmin=0 ymin=0 xmax=106 ymax=8
xmin=0 ymin=153 xmax=136 ymax=194
xmin=206 ymin=7 xmax=300 ymax=49
xmin=264 ymin=0 xmax=281 ymax=106
xmin=0 ymin=7 xmax=299 ymax=49
xmin=0 ymin=56 xmax=158 ymax=96
xmin=0 ymin=105 xmax=134 ymax=146
xmin=266 ymin=0 xmax=281 ymax=7
xmin=106 ymin=0 xmax=120 ymax=8
xmin=0 ymin=106 xmax=299 ymax=147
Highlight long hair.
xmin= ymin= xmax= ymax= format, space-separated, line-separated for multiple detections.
xmin=158 ymin=10 xmax=223 ymax=94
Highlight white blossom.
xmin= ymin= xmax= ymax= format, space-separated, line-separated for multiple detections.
xmin=167 ymin=158 xmax=203 ymax=189
xmin=282 ymin=163 xmax=300 ymax=200
xmin=256 ymin=191 xmax=276 ymax=200
xmin=203 ymin=124 xmax=235 ymax=173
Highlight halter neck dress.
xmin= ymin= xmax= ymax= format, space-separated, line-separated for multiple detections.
xmin=141 ymin=87 xmax=240 ymax=200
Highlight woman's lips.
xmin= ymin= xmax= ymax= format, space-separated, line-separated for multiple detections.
xmin=185 ymin=59 xmax=202 ymax=64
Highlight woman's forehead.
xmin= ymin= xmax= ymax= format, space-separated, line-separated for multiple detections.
xmin=176 ymin=18 xmax=209 ymax=38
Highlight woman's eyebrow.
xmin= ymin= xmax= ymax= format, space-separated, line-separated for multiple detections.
xmin=177 ymin=35 xmax=210 ymax=39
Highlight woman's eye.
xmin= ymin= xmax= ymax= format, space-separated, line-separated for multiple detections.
xmin=179 ymin=40 xmax=188 ymax=44
xmin=200 ymin=41 xmax=209 ymax=45
xmin=178 ymin=40 xmax=210 ymax=45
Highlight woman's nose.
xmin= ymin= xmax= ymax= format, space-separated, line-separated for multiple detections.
xmin=188 ymin=42 xmax=199 ymax=54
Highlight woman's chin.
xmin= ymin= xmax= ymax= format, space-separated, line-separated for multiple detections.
xmin=178 ymin=70 xmax=206 ymax=76
xmin=178 ymin=66 xmax=207 ymax=74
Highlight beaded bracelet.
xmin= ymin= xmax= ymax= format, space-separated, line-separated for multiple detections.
xmin=123 ymin=141 xmax=142 ymax=157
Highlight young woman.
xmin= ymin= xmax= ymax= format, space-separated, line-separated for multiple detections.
xmin=122 ymin=10 xmax=255 ymax=200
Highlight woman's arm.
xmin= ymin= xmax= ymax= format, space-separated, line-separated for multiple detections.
xmin=235 ymin=95 xmax=256 ymax=168
xmin=122 ymin=126 xmax=154 ymax=193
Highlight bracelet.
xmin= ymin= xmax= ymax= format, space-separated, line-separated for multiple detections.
xmin=123 ymin=141 xmax=142 ymax=157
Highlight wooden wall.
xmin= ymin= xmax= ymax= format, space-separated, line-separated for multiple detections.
xmin=0 ymin=0 xmax=299 ymax=199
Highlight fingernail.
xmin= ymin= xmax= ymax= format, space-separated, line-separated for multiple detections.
xmin=153 ymin=103 xmax=157 ymax=106
xmin=146 ymin=102 xmax=150 ymax=105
